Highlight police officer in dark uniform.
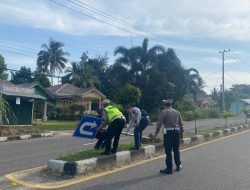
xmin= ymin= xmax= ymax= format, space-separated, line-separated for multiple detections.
xmin=154 ymin=99 xmax=184 ymax=174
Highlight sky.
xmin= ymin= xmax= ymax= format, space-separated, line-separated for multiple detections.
xmin=1 ymin=0 xmax=250 ymax=93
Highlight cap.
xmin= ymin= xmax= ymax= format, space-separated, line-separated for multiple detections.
xmin=102 ymin=99 xmax=111 ymax=106
xmin=162 ymin=99 xmax=173 ymax=104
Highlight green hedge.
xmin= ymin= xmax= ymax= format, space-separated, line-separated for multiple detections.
xmin=182 ymin=108 xmax=222 ymax=121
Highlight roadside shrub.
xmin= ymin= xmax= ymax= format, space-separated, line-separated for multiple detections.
xmin=220 ymin=111 xmax=235 ymax=118
xmin=200 ymin=108 xmax=220 ymax=119
xmin=70 ymin=104 xmax=85 ymax=116
xmin=182 ymin=111 xmax=195 ymax=121
xmin=49 ymin=111 xmax=57 ymax=120
xmin=175 ymin=97 xmax=196 ymax=112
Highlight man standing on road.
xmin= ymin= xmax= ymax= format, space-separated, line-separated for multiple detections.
xmin=101 ymin=99 xmax=126 ymax=155
xmin=126 ymin=106 xmax=150 ymax=150
xmin=154 ymin=99 xmax=183 ymax=174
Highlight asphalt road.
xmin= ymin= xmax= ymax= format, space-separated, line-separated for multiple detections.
xmin=0 ymin=116 xmax=246 ymax=176
xmin=64 ymin=129 xmax=250 ymax=190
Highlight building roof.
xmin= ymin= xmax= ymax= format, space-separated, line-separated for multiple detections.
xmin=1 ymin=91 xmax=46 ymax=99
xmin=16 ymin=82 xmax=55 ymax=99
xmin=47 ymin=83 xmax=105 ymax=99
xmin=16 ymin=82 xmax=37 ymax=88
xmin=240 ymin=99 xmax=250 ymax=104
xmin=0 ymin=83 xmax=46 ymax=100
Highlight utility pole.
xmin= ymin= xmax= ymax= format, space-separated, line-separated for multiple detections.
xmin=219 ymin=49 xmax=230 ymax=111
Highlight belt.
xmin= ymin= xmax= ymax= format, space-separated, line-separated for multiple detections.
xmin=164 ymin=127 xmax=179 ymax=131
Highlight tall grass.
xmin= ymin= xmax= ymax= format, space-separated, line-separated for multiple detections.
xmin=0 ymin=96 xmax=16 ymax=125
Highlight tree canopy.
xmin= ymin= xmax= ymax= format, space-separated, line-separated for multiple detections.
xmin=0 ymin=54 xmax=8 ymax=80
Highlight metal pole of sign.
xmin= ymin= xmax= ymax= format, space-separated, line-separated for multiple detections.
xmin=121 ymin=131 xmax=151 ymax=140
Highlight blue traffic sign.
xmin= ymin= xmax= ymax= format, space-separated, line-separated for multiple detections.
xmin=73 ymin=116 xmax=103 ymax=139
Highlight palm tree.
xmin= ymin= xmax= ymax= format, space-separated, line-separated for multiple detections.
xmin=138 ymin=38 xmax=166 ymax=70
xmin=62 ymin=61 xmax=80 ymax=84
xmin=62 ymin=61 xmax=100 ymax=88
xmin=185 ymin=68 xmax=204 ymax=102
xmin=114 ymin=46 xmax=141 ymax=84
xmin=37 ymin=39 xmax=69 ymax=85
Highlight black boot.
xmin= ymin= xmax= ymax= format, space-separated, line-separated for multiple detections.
xmin=160 ymin=168 xmax=173 ymax=174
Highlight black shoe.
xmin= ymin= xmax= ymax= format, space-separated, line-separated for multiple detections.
xmin=160 ymin=168 xmax=172 ymax=174
xmin=176 ymin=165 xmax=182 ymax=172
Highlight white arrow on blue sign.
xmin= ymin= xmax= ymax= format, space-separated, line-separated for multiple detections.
xmin=73 ymin=116 xmax=103 ymax=139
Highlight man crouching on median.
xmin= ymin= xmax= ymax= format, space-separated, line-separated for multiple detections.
xmin=154 ymin=99 xmax=184 ymax=174
xmin=101 ymin=99 xmax=126 ymax=155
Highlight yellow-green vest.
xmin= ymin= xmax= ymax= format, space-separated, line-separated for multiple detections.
xmin=104 ymin=105 xmax=125 ymax=124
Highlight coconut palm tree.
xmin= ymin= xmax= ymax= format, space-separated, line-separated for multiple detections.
xmin=138 ymin=38 xmax=166 ymax=70
xmin=62 ymin=61 xmax=100 ymax=88
xmin=185 ymin=68 xmax=205 ymax=102
xmin=62 ymin=61 xmax=80 ymax=84
xmin=37 ymin=39 xmax=69 ymax=85
xmin=114 ymin=46 xmax=141 ymax=84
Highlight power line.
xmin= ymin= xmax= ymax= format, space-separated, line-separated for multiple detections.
xmin=0 ymin=40 xmax=38 ymax=52
xmin=0 ymin=44 xmax=37 ymax=55
xmin=48 ymin=0 xmax=148 ymax=39
xmin=201 ymin=68 xmax=221 ymax=79
xmin=0 ymin=49 xmax=36 ymax=58
xmin=68 ymin=0 xmax=159 ymax=39
xmin=48 ymin=0 xmax=217 ymax=53
xmin=229 ymin=53 xmax=250 ymax=72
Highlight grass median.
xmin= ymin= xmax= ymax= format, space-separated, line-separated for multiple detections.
xmin=55 ymin=123 xmax=246 ymax=162
xmin=57 ymin=142 xmax=134 ymax=161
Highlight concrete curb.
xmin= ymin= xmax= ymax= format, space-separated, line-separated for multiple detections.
xmin=76 ymin=158 xmax=98 ymax=174
xmin=0 ymin=132 xmax=53 ymax=143
xmin=48 ymin=159 xmax=66 ymax=174
xmin=47 ymin=124 xmax=250 ymax=176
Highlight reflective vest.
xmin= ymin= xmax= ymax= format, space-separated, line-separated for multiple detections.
xmin=104 ymin=105 xmax=125 ymax=124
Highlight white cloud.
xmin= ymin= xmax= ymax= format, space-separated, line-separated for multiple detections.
xmin=1 ymin=0 xmax=250 ymax=41
xmin=4 ymin=55 xmax=36 ymax=70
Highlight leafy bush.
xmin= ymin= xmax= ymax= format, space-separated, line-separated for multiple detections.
xmin=70 ymin=104 xmax=85 ymax=116
xmin=115 ymin=84 xmax=141 ymax=106
xmin=175 ymin=97 xmax=196 ymax=112
xmin=0 ymin=96 xmax=16 ymax=125
xmin=220 ymin=111 xmax=235 ymax=118
xmin=199 ymin=108 xmax=220 ymax=119
xmin=49 ymin=111 xmax=57 ymax=120
xmin=182 ymin=111 xmax=195 ymax=121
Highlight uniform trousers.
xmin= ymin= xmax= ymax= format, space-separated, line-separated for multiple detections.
xmin=104 ymin=118 xmax=126 ymax=154
xmin=164 ymin=129 xmax=181 ymax=171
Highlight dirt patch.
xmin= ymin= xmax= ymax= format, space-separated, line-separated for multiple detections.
xmin=0 ymin=126 xmax=41 ymax=137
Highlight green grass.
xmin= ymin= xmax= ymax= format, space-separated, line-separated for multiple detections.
xmin=57 ymin=142 xmax=134 ymax=161
xmin=34 ymin=120 xmax=78 ymax=131
xmin=0 ymin=120 xmax=78 ymax=136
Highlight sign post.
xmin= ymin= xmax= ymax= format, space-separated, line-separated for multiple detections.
xmin=73 ymin=116 xmax=103 ymax=139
